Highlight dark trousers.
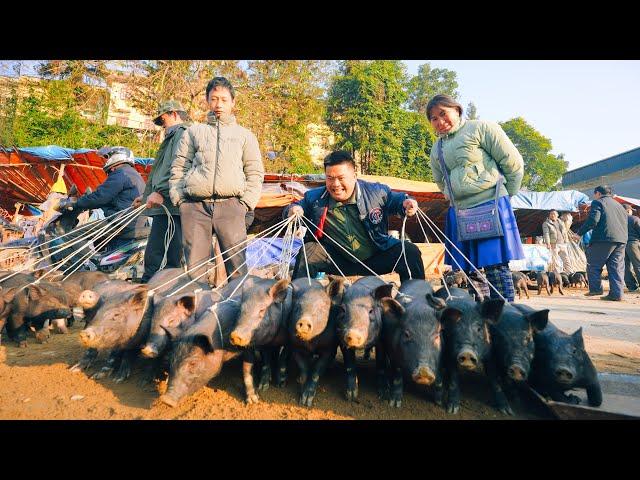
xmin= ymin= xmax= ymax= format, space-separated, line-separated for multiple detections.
xmin=624 ymin=240 xmax=640 ymax=291
xmin=179 ymin=198 xmax=248 ymax=281
xmin=586 ymin=242 xmax=626 ymax=298
xmin=142 ymin=214 xmax=184 ymax=282
xmin=292 ymin=240 xmax=425 ymax=282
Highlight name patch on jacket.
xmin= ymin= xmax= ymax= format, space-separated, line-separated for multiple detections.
xmin=369 ymin=207 xmax=383 ymax=224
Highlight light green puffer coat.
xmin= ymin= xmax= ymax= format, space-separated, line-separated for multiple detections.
xmin=429 ymin=118 xmax=524 ymax=209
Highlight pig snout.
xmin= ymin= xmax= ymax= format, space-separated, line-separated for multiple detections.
xmin=230 ymin=330 xmax=251 ymax=347
xmin=295 ymin=318 xmax=313 ymax=339
xmin=412 ymin=365 xmax=436 ymax=385
xmin=52 ymin=318 xmax=68 ymax=334
xmin=344 ymin=329 xmax=365 ymax=348
xmin=140 ymin=344 xmax=159 ymax=358
xmin=79 ymin=328 xmax=97 ymax=347
xmin=457 ymin=349 xmax=478 ymax=370
xmin=555 ymin=367 xmax=575 ymax=384
xmin=78 ymin=290 xmax=100 ymax=309
xmin=73 ymin=307 xmax=85 ymax=322
xmin=508 ymin=364 xmax=527 ymax=381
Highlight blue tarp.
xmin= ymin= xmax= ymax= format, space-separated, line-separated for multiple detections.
xmin=510 ymin=190 xmax=590 ymax=212
xmin=17 ymin=145 xmax=154 ymax=165
xmin=246 ymin=237 xmax=303 ymax=269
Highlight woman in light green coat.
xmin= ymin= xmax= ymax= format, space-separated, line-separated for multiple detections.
xmin=427 ymin=94 xmax=525 ymax=302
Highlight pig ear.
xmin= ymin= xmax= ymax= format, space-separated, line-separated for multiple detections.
xmin=160 ymin=325 xmax=180 ymax=342
xmin=528 ymin=309 xmax=549 ymax=333
xmin=572 ymin=327 xmax=585 ymax=349
xmin=440 ymin=307 xmax=462 ymax=326
xmin=3 ymin=287 xmax=17 ymax=303
xmin=326 ymin=276 xmax=347 ymax=304
xmin=243 ymin=277 xmax=255 ymax=291
xmin=269 ymin=279 xmax=291 ymax=303
xmin=32 ymin=268 xmax=47 ymax=279
xmin=131 ymin=287 xmax=149 ymax=307
xmin=480 ymin=298 xmax=505 ymax=325
xmin=373 ymin=283 xmax=394 ymax=300
xmin=425 ymin=293 xmax=447 ymax=311
xmin=380 ymin=297 xmax=405 ymax=325
xmin=176 ymin=295 xmax=196 ymax=315
xmin=194 ymin=333 xmax=215 ymax=353
xmin=27 ymin=285 xmax=46 ymax=302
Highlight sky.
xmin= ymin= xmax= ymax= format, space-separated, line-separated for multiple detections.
xmin=403 ymin=60 xmax=640 ymax=171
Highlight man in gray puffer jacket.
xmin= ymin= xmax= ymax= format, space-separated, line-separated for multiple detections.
xmin=169 ymin=77 xmax=264 ymax=281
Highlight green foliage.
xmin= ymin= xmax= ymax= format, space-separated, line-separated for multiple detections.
xmin=325 ymin=60 xmax=435 ymax=181
xmin=406 ymin=63 xmax=459 ymax=114
xmin=3 ymin=78 xmax=157 ymax=157
xmin=500 ymin=117 xmax=568 ymax=191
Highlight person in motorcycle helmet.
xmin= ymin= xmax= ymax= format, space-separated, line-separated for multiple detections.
xmin=56 ymin=146 xmax=146 ymax=249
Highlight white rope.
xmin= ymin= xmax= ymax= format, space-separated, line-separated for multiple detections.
xmin=28 ymin=206 xmax=145 ymax=286
xmin=196 ymin=217 xmax=295 ymax=301
xmin=416 ymin=209 xmax=506 ymax=302
xmin=208 ymin=303 xmax=225 ymax=347
xmin=297 ymin=217 xmax=312 ymax=284
xmin=390 ymin=215 xmax=413 ymax=280
xmin=7 ymin=206 xmax=146 ymax=286
xmin=0 ymin=206 xmax=136 ymax=267
xmin=416 ymin=210 xmax=479 ymax=299
xmin=297 ymin=215 xmax=348 ymax=279
xmin=157 ymin=204 xmax=175 ymax=271
xmin=300 ymin=214 xmax=386 ymax=282
xmin=414 ymin=212 xmax=452 ymax=299
xmin=278 ymin=218 xmax=296 ymax=280
xmin=151 ymin=216 xmax=292 ymax=295
xmin=51 ymin=206 xmax=146 ymax=281
xmin=174 ymin=221 xmax=290 ymax=297
xmin=61 ymin=206 xmax=146 ymax=280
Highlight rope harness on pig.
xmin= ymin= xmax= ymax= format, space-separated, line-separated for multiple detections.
xmin=415 ymin=209 xmax=506 ymax=302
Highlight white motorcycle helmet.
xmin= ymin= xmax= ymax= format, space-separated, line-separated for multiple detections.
xmin=99 ymin=146 xmax=135 ymax=172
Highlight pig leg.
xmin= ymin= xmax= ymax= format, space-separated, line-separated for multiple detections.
xmin=363 ymin=346 xmax=373 ymax=361
xmin=586 ymin=383 xmax=603 ymax=407
xmin=445 ymin=359 xmax=461 ymax=414
xmin=70 ymin=348 xmax=98 ymax=372
xmin=257 ymin=347 xmax=274 ymax=391
xmin=112 ymin=350 xmax=136 ymax=383
xmin=432 ymin=370 xmax=444 ymax=407
xmin=549 ymin=389 xmax=581 ymax=404
xmin=341 ymin=345 xmax=359 ymax=402
xmin=293 ymin=349 xmax=310 ymax=386
xmin=375 ymin=341 xmax=390 ymax=400
xmin=300 ymin=348 xmax=335 ymax=407
xmin=557 ymin=281 xmax=564 ymax=295
xmin=242 ymin=349 xmax=260 ymax=404
xmin=274 ymin=345 xmax=289 ymax=387
xmin=486 ymin=359 xmax=514 ymax=415
xmin=548 ymin=282 xmax=553 ymax=295
xmin=523 ymin=284 xmax=530 ymax=299
xmin=388 ymin=366 xmax=403 ymax=408
xmin=91 ymin=350 xmax=121 ymax=380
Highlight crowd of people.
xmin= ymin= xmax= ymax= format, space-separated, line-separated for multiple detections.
xmin=47 ymin=84 xmax=638 ymax=303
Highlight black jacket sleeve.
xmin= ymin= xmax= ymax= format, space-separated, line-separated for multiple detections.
xmin=76 ymin=170 xmax=125 ymax=210
xmin=578 ymin=200 xmax=602 ymax=236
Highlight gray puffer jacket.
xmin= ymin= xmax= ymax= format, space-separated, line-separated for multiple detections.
xmin=169 ymin=112 xmax=264 ymax=210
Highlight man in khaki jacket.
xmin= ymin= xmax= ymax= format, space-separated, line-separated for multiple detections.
xmin=543 ymin=209 xmax=572 ymax=274
xmin=169 ymin=77 xmax=264 ymax=281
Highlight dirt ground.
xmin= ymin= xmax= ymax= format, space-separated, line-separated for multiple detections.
xmin=1 ymin=283 xmax=638 ymax=420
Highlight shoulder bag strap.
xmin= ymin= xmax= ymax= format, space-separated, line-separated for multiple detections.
xmin=436 ymin=139 xmax=456 ymax=209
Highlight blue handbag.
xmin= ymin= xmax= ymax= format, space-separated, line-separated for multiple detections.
xmin=437 ymin=139 xmax=504 ymax=242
